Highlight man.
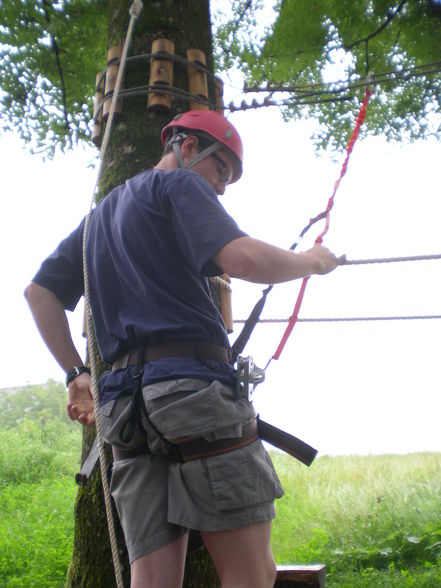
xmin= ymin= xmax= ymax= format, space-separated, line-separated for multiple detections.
xmin=25 ymin=110 xmax=344 ymax=588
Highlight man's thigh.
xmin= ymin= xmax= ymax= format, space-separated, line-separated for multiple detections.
xmin=200 ymin=522 xmax=276 ymax=588
xmin=110 ymin=453 xmax=188 ymax=563
xmin=130 ymin=533 xmax=188 ymax=588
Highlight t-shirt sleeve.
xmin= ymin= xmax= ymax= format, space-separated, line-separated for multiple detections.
xmin=32 ymin=217 xmax=85 ymax=311
xmin=165 ymin=172 xmax=247 ymax=276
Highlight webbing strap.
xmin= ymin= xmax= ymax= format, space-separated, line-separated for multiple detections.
xmin=270 ymin=85 xmax=373 ymax=364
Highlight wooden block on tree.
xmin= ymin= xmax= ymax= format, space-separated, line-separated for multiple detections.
xmin=274 ymin=564 xmax=326 ymax=587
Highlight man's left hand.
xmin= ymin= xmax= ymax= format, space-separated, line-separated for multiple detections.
xmin=67 ymin=372 xmax=95 ymax=426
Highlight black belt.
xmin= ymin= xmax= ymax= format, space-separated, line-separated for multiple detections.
xmin=112 ymin=342 xmax=230 ymax=371
xmin=112 ymin=419 xmax=258 ymax=463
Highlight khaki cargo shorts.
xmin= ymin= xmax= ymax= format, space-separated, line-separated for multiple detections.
xmin=98 ymin=378 xmax=284 ymax=563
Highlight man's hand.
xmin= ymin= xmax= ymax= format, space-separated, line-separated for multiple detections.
xmin=213 ymin=236 xmax=346 ymax=284
xmin=304 ymin=244 xmax=346 ymax=275
xmin=67 ymin=372 xmax=95 ymax=426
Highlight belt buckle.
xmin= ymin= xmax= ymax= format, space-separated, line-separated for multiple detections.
xmin=236 ymin=355 xmax=265 ymax=401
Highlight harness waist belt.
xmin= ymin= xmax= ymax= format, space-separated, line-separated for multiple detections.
xmin=112 ymin=342 xmax=230 ymax=371
xmin=112 ymin=419 xmax=258 ymax=463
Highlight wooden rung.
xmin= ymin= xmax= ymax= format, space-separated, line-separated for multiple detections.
xmin=147 ymin=38 xmax=174 ymax=113
xmin=214 ymin=76 xmax=224 ymax=113
xmin=103 ymin=45 xmax=123 ymax=120
xmin=219 ymin=273 xmax=233 ymax=334
xmin=275 ymin=565 xmax=326 ymax=587
xmin=92 ymin=71 xmax=104 ymax=147
xmin=187 ymin=48 xmax=209 ymax=110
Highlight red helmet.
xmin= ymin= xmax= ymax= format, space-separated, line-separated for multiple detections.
xmin=161 ymin=110 xmax=243 ymax=183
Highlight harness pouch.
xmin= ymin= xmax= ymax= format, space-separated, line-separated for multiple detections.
xmin=204 ymin=442 xmax=284 ymax=512
xmin=97 ymin=395 xmax=148 ymax=452
xmin=142 ymin=378 xmax=256 ymax=454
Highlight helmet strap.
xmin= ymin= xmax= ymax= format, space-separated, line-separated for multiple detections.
xmin=183 ymin=140 xmax=222 ymax=170
xmin=170 ymin=133 xmax=223 ymax=171
xmin=172 ymin=141 xmax=185 ymax=168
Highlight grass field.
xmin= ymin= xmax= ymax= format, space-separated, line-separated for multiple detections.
xmin=271 ymin=451 xmax=441 ymax=586
xmin=1 ymin=382 xmax=440 ymax=587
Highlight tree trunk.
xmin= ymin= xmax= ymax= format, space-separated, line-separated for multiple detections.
xmin=66 ymin=1 xmax=222 ymax=586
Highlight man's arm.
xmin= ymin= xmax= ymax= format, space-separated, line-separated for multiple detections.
xmin=24 ymin=282 xmax=95 ymax=425
xmin=212 ymin=236 xmax=345 ymax=284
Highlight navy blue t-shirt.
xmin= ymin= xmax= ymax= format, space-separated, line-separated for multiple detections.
xmin=33 ymin=168 xmax=247 ymax=393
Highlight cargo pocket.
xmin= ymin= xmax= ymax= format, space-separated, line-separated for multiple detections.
xmin=206 ymin=441 xmax=284 ymax=512
xmin=97 ymin=399 xmax=117 ymax=445
xmin=142 ymin=379 xmax=217 ymax=441
xmin=97 ymin=395 xmax=146 ymax=450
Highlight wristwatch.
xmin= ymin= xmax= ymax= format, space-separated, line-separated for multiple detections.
xmin=65 ymin=366 xmax=91 ymax=387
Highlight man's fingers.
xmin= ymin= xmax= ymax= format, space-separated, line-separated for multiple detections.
xmin=67 ymin=403 xmax=75 ymax=420
xmin=67 ymin=403 xmax=95 ymax=426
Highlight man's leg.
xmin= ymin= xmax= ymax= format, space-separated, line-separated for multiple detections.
xmin=130 ymin=532 xmax=189 ymax=588
xmin=200 ymin=522 xmax=276 ymax=588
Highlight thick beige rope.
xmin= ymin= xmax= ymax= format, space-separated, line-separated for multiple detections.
xmin=82 ymin=2 xmax=143 ymax=587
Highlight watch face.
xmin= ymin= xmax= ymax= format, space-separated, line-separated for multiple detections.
xmin=66 ymin=366 xmax=88 ymax=386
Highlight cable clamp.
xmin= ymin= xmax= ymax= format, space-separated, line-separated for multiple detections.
xmin=236 ymin=355 xmax=265 ymax=401
xmin=366 ymin=71 xmax=376 ymax=92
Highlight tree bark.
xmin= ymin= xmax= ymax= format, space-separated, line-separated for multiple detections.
xmin=66 ymin=1 xmax=221 ymax=586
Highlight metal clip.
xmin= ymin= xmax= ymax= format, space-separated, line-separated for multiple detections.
xmin=236 ymin=355 xmax=265 ymax=400
xmin=366 ymin=71 xmax=376 ymax=92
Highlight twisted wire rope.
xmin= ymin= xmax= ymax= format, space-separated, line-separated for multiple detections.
xmin=233 ymin=253 xmax=441 ymax=325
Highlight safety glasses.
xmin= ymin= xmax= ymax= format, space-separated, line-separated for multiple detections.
xmin=210 ymin=151 xmax=233 ymax=184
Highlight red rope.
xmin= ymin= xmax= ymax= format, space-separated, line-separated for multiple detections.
xmin=271 ymin=87 xmax=372 ymax=363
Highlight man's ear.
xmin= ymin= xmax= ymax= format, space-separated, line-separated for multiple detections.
xmin=181 ymin=135 xmax=199 ymax=164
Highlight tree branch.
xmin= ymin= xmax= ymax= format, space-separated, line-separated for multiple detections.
xmin=230 ymin=0 xmax=253 ymax=37
xmin=344 ymin=0 xmax=408 ymax=51
xmin=42 ymin=0 xmax=71 ymax=145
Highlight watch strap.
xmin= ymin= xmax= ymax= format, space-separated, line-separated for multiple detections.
xmin=66 ymin=366 xmax=91 ymax=387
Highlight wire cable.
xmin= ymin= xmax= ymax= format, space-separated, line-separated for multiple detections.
xmin=233 ymin=253 xmax=441 ymax=325
xmin=93 ymin=55 xmax=441 ymax=117
xmin=234 ymin=315 xmax=441 ymax=324
xmin=344 ymin=253 xmax=441 ymax=265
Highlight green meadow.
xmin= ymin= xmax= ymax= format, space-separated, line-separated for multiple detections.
xmin=1 ymin=382 xmax=440 ymax=587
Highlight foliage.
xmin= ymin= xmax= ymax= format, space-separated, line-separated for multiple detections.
xmin=0 ymin=380 xmax=72 ymax=428
xmin=0 ymin=480 xmax=77 ymax=588
xmin=0 ymin=382 xmax=81 ymax=487
xmin=1 ymin=383 xmax=441 ymax=586
xmin=271 ymin=452 xmax=441 ymax=578
xmin=328 ymin=565 xmax=441 ymax=587
xmin=0 ymin=417 xmax=81 ymax=487
xmin=216 ymin=0 xmax=441 ymax=151
xmin=0 ymin=382 xmax=80 ymax=587
xmin=0 ymin=0 xmax=107 ymax=157
xmin=2 ymin=0 xmax=440 ymax=158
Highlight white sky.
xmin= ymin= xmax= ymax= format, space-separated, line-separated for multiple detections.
xmin=1 ymin=88 xmax=440 ymax=456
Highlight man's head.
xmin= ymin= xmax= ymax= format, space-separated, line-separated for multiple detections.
xmin=161 ymin=110 xmax=243 ymax=186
